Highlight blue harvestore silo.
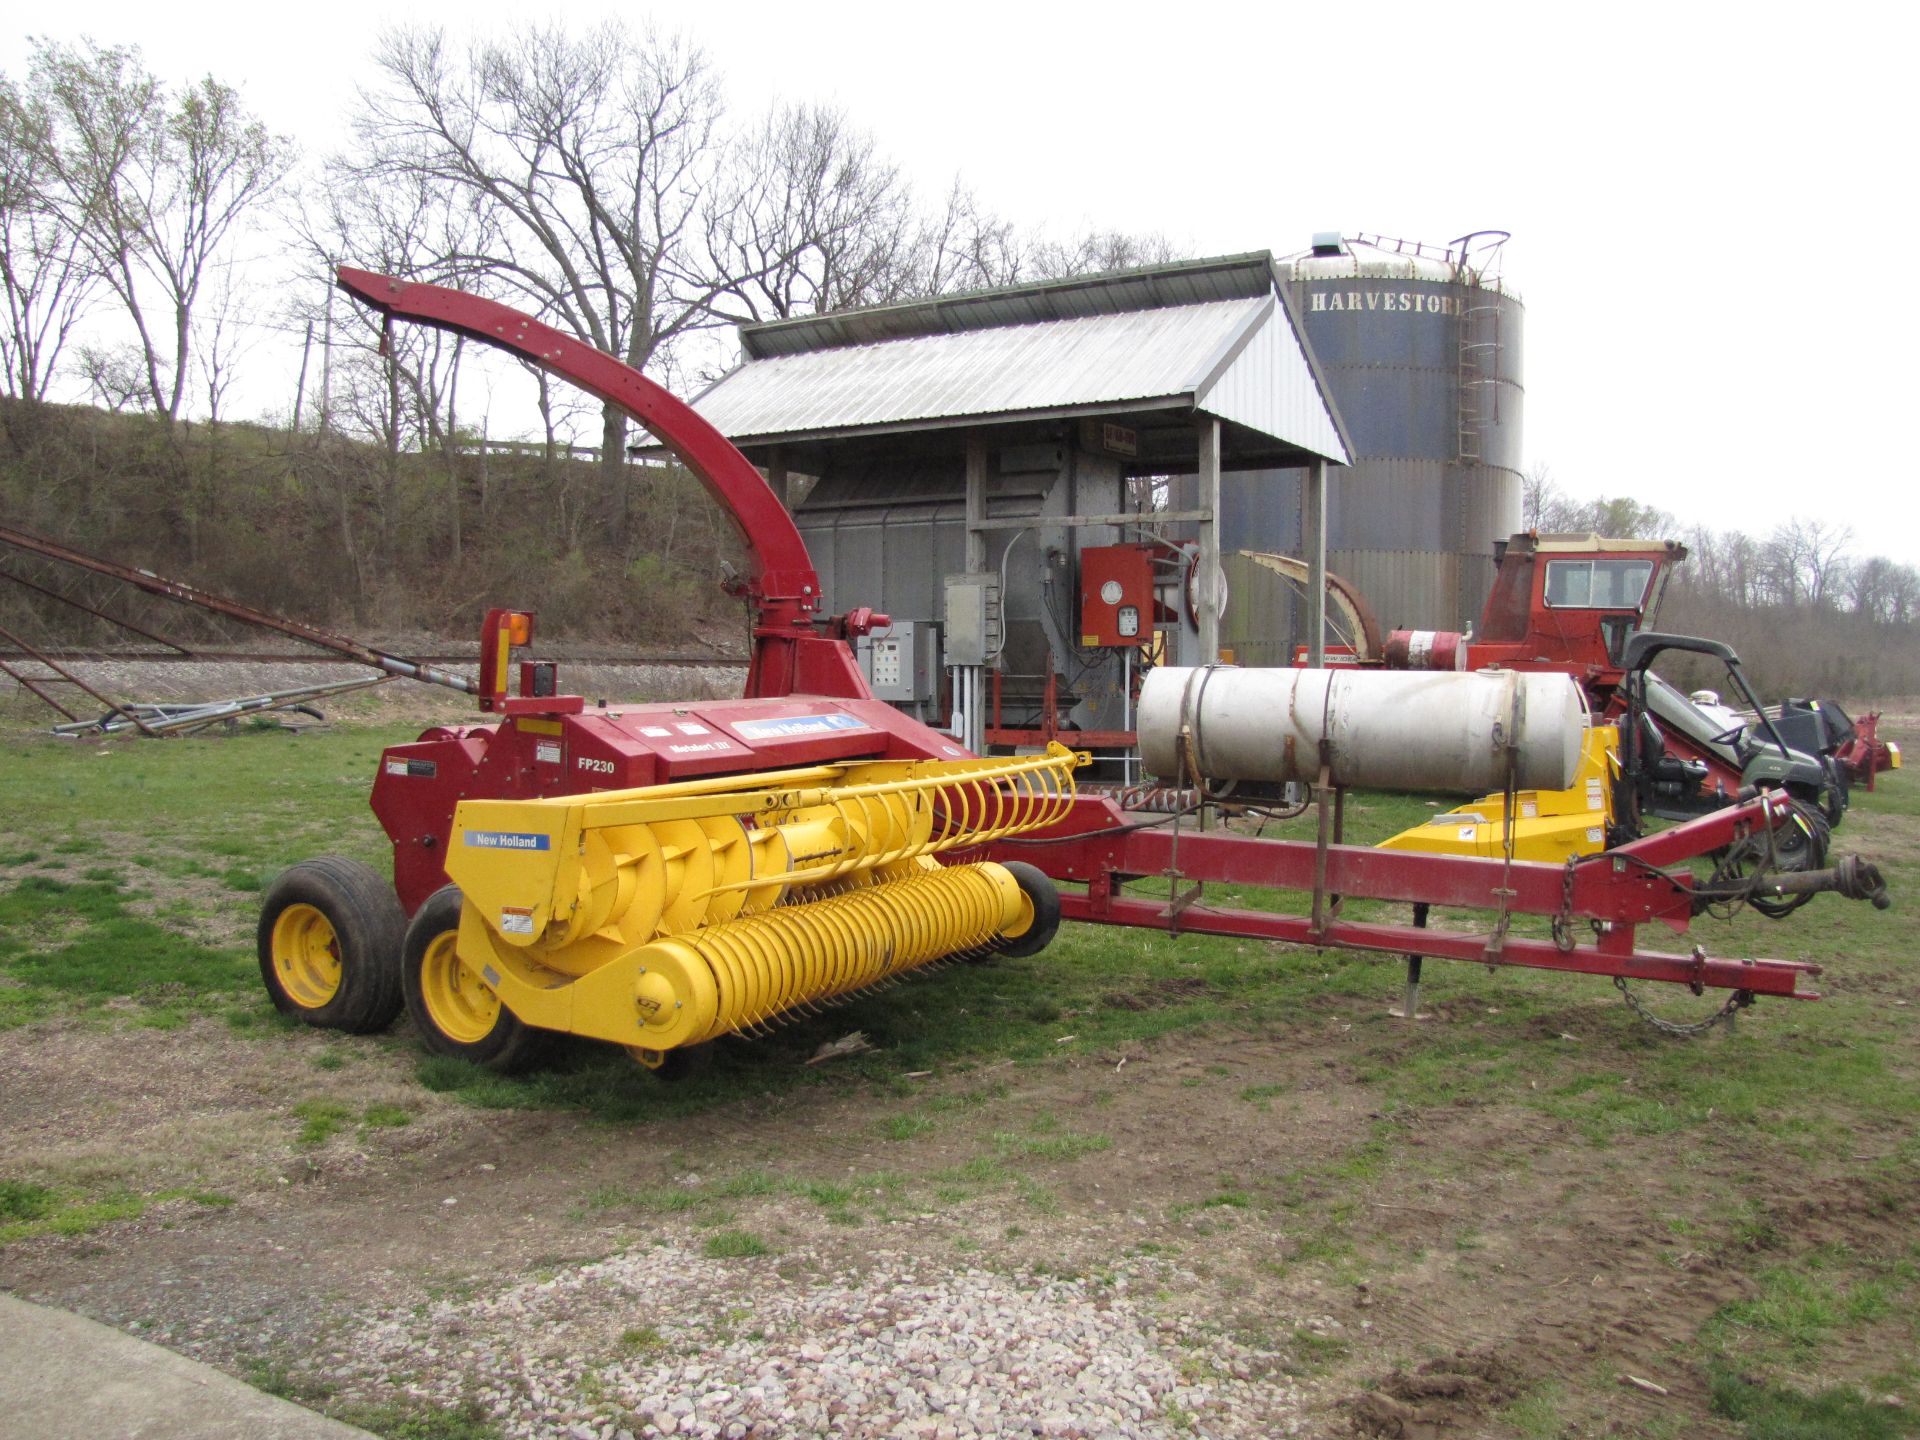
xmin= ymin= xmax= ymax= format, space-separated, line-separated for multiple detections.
xmin=1221 ymin=232 xmax=1525 ymax=639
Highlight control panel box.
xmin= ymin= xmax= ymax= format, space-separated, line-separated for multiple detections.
xmin=1079 ymin=544 xmax=1155 ymax=648
xmin=857 ymin=620 xmax=941 ymax=703
xmin=943 ymin=575 xmax=1002 ymax=666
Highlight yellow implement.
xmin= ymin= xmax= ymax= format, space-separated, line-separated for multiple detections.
xmin=1376 ymin=726 xmax=1618 ymax=863
xmin=409 ymin=745 xmax=1084 ymax=1065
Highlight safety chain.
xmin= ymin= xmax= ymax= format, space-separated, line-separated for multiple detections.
xmin=1613 ymin=975 xmax=1754 ymax=1037
xmin=1560 ymin=851 xmax=1758 ymax=1035
xmin=1551 ymin=855 xmax=1581 ymax=952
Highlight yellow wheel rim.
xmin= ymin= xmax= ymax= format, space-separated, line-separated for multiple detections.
xmin=419 ymin=930 xmax=499 ymax=1045
xmin=271 ymin=903 xmax=343 ymax=1009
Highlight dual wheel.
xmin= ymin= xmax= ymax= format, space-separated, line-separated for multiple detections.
xmin=257 ymin=859 xmax=542 ymax=1071
xmin=257 ymin=857 xmax=406 ymax=1033
xmin=259 ymin=858 xmax=1065 ymax=1071
xmin=399 ymin=885 xmax=546 ymax=1072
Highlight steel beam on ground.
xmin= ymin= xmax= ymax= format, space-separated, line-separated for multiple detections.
xmin=0 ymin=522 xmax=477 ymax=695
xmin=0 ymin=656 xmax=78 ymax=720
xmin=0 ymin=622 xmax=155 ymax=734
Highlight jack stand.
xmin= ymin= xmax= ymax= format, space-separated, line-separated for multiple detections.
xmin=1391 ymin=903 xmax=1431 ymax=1020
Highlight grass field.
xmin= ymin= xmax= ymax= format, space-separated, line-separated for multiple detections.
xmin=1 ymin=715 xmax=1917 ymax=1439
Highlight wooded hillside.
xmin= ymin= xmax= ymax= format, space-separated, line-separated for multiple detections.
xmin=0 ymin=399 xmax=747 ymax=650
xmin=1529 ymin=481 xmax=1920 ymax=701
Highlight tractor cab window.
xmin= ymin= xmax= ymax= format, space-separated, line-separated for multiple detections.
xmin=1544 ymin=558 xmax=1655 ymax=610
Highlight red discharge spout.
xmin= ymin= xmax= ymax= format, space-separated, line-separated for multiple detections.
xmin=332 ymin=268 xmax=822 ymax=629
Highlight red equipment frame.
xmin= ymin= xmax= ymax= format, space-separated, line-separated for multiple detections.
xmin=979 ymin=792 xmax=1821 ymax=998
xmin=335 ymin=268 xmax=877 ymax=702
xmin=340 ymin=270 xmax=1887 ymax=1008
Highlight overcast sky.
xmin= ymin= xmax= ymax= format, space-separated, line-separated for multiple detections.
xmin=8 ymin=1 xmax=1917 ymax=567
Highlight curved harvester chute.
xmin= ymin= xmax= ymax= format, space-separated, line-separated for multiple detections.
xmin=1237 ymin=551 xmax=1384 ymax=662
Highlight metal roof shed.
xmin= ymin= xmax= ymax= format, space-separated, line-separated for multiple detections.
xmin=690 ymin=252 xmax=1351 ymax=476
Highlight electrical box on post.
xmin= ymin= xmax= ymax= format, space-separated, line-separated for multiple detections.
xmin=857 ymin=620 xmax=941 ymax=703
xmin=1079 ymin=544 xmax=1156 ymax=648
xmin=943 ymin=575 xmax=1001 ymax=666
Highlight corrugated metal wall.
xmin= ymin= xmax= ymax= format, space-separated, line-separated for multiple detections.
xmin=1328 ymin=550 xmax=1466 ymax=635
xmin=792 ymin=446 xmax=1134 ymax=732
xmin=1218 ymin=467 xmax=1302 ymax=557
xmin=1197 ymin=298 xmax=1349 ymax=466
xmin=793 ymin=466 xmax=969 ymax=622
xmin=1292 ymin=269 xmax=1524 ymax=631
xmin=1220 ymin=552 xmax=1299 ymax=667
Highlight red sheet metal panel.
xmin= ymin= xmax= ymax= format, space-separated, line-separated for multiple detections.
xmin=1078 ymin=544 xmax=1155 ymax=648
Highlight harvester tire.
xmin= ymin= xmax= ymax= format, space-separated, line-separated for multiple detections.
xmin=992 ymin=861 xmax=1062 ymax=959
xmin=257 ymin=856 xmax=406 ymax=1033
xmin=1719 ymin=797 xmax=1830 ymax=920
xmin=401 ymin=886 xmax=548 ymax=1072
xmin=1820 ymin=772 xmax=1849 ymax=828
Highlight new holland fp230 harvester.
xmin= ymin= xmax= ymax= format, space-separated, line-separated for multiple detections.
xmin=256 ymin=270 xmax=1891 ymax=1072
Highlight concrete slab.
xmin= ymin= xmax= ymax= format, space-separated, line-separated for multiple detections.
xmin=0 ymin=1293 xmax=378 ymax=1440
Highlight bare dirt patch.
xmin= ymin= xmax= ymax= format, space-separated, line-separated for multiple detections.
xmin=5 ymin=990 xmax=1916 ymax=1438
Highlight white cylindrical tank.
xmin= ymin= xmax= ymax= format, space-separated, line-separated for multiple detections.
xmin=1137 ymin=666 xmax=1583 ymax=793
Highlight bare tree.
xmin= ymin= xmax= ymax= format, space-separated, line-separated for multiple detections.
xmin=520 ymin=358 xmax=601 ymax=550
xmin=0 ymin=71 xmax=99 ymax=404
xmin=1760 ymin=523 xmax=1805 ymax=607
xmin=1520 ymin=464 xmax=1676 ymax=540
xmin=1847 ymin=554 xmax=1899 ymax=623
xmin=351 ymin=21 xmax=732 ymax=543
xmin=1522 ymin=464 xmax=1605 ymax=533
xmin=1521 ymin=462 xmax=1559 ymax=530
xmin=1028 ymin=226 xmax=1182 ymax=280
xmin=1800 ymin=519 xmax=1852 ymax=610
xmin=1722 ymin=529 xmax=1764 ymax=609
xmin=75 ymin=340 xmax=147 ymax=412
xmin=194 ymin=260 xmax=251 ymax=424
xmin=392 ymin=327 xmax=467 ymax=562
xmin=911 ymin=179 xmax=1025 ymax=294
xmin=291 ymin=148 xmax=500 ymax=563
xmin=1887 ymin=564 xmax=1920 ymax=627
xmin=28 ymin=40 xmax=291 ymax=424
xmin=705 ymin=103 xmax=920 ymax=322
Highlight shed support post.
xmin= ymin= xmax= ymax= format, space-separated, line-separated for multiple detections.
xmin=767 ymin=446 xmax=792 ymax=511
xmin=1196 ymin=417 xmax=1221 ymax=665
xmin=953 ymin=431 xmax=991 ymax=756
xmin=1305 ymin=459 xmax=1327 ymax=666
xmin=965 ymin=432 xmax=988 ymax=573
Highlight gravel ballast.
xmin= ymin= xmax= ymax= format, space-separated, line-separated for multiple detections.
xmin=311 ymin=1245 xmax=1315 ymax=1439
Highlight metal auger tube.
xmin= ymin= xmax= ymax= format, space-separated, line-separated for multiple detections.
xmin=625 ymin=862 xmax=1033 ymax=1051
